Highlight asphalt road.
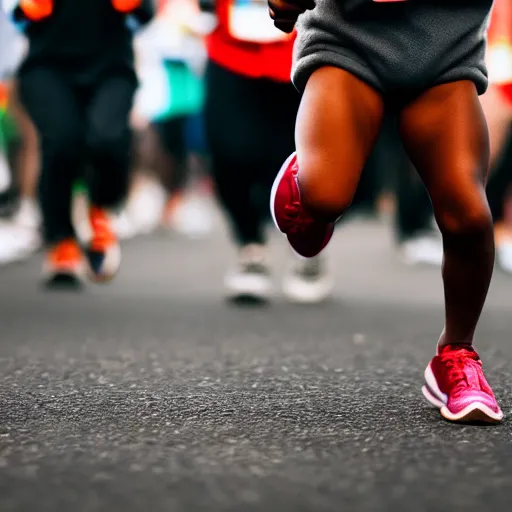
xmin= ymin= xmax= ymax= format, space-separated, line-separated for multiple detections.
xmin=0 ymin=220 xmax=511 ymax=512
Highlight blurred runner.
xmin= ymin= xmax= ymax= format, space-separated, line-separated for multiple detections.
xmin=132 ymin=0 xmax=214 ymax=239
xmin=0 ymin=6 xmax=23 ymax=203
xmin=0 ymin=6 xmax=41 ymax=264
xmin=5 ymin=0 xmax=153 ymax=286
xmin=484 ymin=0 xmax=512 ymax=273
xmin=204 ymin=0 xmax=333 ymax=303
xmin=0 ymin=83 xmax=11 ymax=202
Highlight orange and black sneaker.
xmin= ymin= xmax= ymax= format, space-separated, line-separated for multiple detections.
xmin=43 ymin=239 xmax=85 ymax=288
xmin=85 ymin=206 xmax=121 ymax=283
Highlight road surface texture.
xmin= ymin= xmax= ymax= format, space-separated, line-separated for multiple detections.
xmin=0 ymin=219 xmax=511 ymax=512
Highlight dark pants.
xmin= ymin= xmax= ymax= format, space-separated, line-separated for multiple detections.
xmin=153 ymin=116 xmax=189 ymax=194
xmin=19 ymin=66 xmax=136 ymax=244
xmin=205 ymin=60 xmax=300 ymax=246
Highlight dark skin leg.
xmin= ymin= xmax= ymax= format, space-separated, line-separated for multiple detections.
xmin=297 ymin=70 xmax=493 ymax=347
xmin=399 ymin=81 xmax=494 ymax=346
xmin=295 ymin=67 xmax=384 ymax=221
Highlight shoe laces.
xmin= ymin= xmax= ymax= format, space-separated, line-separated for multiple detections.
xmin=439 ymin=345 xmax=483 ymax=390
xmin=284 ymin=202 xmax=314 ymax=235
xmin=90 ymin=207 xmax=116 ymax=251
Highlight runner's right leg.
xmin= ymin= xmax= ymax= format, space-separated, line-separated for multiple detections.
xmin=271 ymin=67 xmax=384 ymax=258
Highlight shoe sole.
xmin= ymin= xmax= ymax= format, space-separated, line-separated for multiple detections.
xmin=43 ymin=267 xmax=85 ymax=291
xmin=270 ymin=153 xmax=296 ymax=235
xmin=422 ymin=363 xmax=504 ymax=424
xmin=282 ymin=275 xmax=333 ymax=304
xmin=270 ymin=153 xmax=306 ymax=261
xmin=43 ymin=273 xmax=83 ymax=290
xmin=227 ymin=294 xmax=269 ymax=306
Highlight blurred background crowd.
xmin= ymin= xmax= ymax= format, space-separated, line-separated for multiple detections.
xmin=0 ymin=0 xmax=511 ymax=301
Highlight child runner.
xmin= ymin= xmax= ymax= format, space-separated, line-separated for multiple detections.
xmin=268 ymin=0 xmax=503 ymax=423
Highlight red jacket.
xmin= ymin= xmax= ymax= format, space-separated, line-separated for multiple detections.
xmin=206 ymin=0 xmax=294 ymax=82
xmin=487 ymin=0 xmax=512 ymax=103
xmin=488 ymin=0 xmax=512 ymax=47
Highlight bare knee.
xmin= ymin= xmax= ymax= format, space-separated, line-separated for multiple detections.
xmin=434 ymin=187 xmax=493 ymax=240
xmin=297 ymin=157 xmax=356 ymax=221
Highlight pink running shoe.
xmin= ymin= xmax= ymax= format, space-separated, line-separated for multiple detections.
xmin=422 ymin=344 xmax=504 ymax=424
xmin=270 ymin=153 xmax=335 ymax=258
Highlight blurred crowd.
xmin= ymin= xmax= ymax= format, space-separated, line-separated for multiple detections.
xmin=0 ymin=0 xmax=511 ymax=300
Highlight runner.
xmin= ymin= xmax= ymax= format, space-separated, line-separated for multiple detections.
xmin=484 ymin=0 xmax=512 ymax=273
xmin=5 ymin=0 xmax=153 ymax=286
xmin=205 ymin=0 xmax=333 ymax=303
xmin=269 ymin=0 xmax=503 ymax=423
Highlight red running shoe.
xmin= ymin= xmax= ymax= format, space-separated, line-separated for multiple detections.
xmin=85 ymin=206 xmax=121 ymax=283
xmin=43 ymin=239 xmax=86 ymax=288
xmin=422 ymin=344 xmax=504 ymax=424
xmin=270 ymin=153 xmax=335 ymax=258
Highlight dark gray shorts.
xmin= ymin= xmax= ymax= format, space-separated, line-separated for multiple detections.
xmin=293 ymin=0 xmax=493 ymax=96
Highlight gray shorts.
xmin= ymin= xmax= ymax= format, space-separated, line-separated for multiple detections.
xmin=293 ymin=0 xmax=493 ymax=96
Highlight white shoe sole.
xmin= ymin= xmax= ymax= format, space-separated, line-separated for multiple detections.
xmin=269 ymin=154 xmax=313 ymax=260
xmin=270 ymin=152 xmax=296 ymax=234
xmin=282 ymin=274 xmax=333 ymax=304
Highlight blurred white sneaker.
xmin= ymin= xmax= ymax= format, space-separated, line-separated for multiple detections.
xmin=282 ymin=253 xmax=333 ymax=304
xmin=126 ymin=179 xmax=167 ymax=235
xmin=0 ymin=152 xmax=11 ymax=194
xmin=164 ymin=195 xmax=214 ymax=239
xmin=13 ymin=197 xmax=41 ymax=231
xmin=225 ymin=244 xmax=272 ymax=302
xmin=0 ymin=226 xmax=20 ymax=264
xmin=497 ymin=239 xmax=512 ymax=274
xmin=495 ymin=222 xmax=512 ymax=274
xmin=400 ymin=235 xmax=443 ymax=267
xmin=112 ymin=209 xmax=138 ymax=240
xmin=0 ymin=221 xmax=41 ymax=264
